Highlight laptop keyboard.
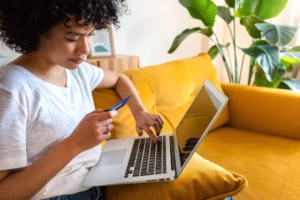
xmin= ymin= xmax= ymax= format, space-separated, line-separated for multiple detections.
xmin=124 ymin=136 xmax=167 ymax=178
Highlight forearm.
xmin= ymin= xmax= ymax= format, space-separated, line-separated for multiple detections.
xmin=115 ymin=74 xmax=146 ymax=118
xmin=0 ymin=137 xmax=77 ymax=200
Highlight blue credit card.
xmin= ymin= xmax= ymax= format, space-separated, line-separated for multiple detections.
xmin=104 ymin=95 xmax=132 ymax=111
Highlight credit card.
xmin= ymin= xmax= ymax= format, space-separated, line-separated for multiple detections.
xmin=104 ymin=94 xmax=132 ymax=111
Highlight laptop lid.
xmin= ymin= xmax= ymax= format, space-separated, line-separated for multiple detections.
xmin=172 ymin=80 xmax=228 ymax=177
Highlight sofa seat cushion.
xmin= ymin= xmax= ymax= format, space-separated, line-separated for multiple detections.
xmin=106 ymin=152 xmax=247 ymax=200
xmin=197 ymin=127 xmax=300 ymax=200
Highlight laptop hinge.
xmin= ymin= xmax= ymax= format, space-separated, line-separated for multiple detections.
xmin=169 ymin=135 xmax=176 ymax=174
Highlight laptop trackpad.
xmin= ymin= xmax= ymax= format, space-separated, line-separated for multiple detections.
xmin=98 ymin=149 xmax=127 ymax=166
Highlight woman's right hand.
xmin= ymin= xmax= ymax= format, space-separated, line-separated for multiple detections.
xmin=67 ymin=109 xmax=117 ymax=155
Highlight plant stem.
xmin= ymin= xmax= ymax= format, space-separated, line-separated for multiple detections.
xmin=248 ymin=56 xmax=255 ymax=85
xmin=225 ymin=47 xmax=234 ymax=76
xmin=226 ymin=24 xmax=235 ymax=79
xmin=248 ymin=39 xmax=256 ymax=85
xmin=239 ymin=53 xmax=246 ymax=82
xmin=213 ymin=33 xmax=234 ymax=82
xmin=233 ymin=3 xmax=239 ymax=83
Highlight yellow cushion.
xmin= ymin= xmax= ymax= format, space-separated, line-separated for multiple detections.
xmin=197 ymin=127 xmax=300 ymax=200
xmin=106 ymin=153 xmax=247 ymax=200
xmin=222 ymin=83 xmax=300 ymax=140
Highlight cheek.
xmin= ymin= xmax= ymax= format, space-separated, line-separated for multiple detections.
xmin=42 ymin=42 xmax=75 ymax=60
xmin=56 ymin=43 xmax=75 ymax=55
xmin=88 ymin=38 xmax=93 ymax=46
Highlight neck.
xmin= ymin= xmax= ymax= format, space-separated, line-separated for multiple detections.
xmin=11 ymin=52 xmax=67 ymax=87
xmin=14 ymin=52 xmax=61 ymax=72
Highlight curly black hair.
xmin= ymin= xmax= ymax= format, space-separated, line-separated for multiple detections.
xmin=0 ymin=0 xmax=128 ymax=53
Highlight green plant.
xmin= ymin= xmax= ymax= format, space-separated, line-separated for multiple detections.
xmin=168 ymin=0 xmax=300 ymax=91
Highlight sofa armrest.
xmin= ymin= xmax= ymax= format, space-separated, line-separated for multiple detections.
xmin=221 ymin=83 xmax=300 ymax=140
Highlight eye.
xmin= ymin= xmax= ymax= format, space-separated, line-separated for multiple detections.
xmin=87 ymin=32 xmax=95 ymax=37
xmin=65 ymin=35 xmax=80 ymax=42
xmin=66 ymin=38 xmax=77 ymax=42
xmin=66 ymin=36 xmax=80 ymax=42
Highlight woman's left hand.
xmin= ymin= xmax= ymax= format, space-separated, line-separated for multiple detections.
xmin=134 ymin=111 xmax=164 ymax=142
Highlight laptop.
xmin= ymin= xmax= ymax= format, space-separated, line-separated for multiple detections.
xmin=82 ymin=80 xmax=228 ymax=186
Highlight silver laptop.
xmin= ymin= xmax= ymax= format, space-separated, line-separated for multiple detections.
xmin=82 ymin=80 xmax=228 ymax=187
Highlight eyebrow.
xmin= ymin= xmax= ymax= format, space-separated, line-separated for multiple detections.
xmin=65 ymin=29 xmax=96 ymax=36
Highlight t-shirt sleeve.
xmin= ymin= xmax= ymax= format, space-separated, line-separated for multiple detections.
xmin=0 ymin=89 xmax=27 ymax=170
xmin=80 ymin=62 xmax=104 ymax=91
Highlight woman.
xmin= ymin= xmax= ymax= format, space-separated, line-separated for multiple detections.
xmin=0 ymin=1 xmax=163 ymax=199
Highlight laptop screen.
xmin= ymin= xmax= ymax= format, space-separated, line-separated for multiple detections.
xmin=175 ymin=84 xmax=223 ymax=167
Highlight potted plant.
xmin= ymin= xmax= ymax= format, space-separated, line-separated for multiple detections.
xmin=168 ymin=0 xmax=300 ymax=91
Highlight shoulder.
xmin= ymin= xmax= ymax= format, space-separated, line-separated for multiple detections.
xmin=0 ymin=65 xmax=30 ymax=92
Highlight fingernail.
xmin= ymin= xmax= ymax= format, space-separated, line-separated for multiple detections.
xmin=111 ymin=110 xmax=118 ymax=117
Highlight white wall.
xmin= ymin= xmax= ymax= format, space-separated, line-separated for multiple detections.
xmin=113 ymin=0 xmax=209 ymax=67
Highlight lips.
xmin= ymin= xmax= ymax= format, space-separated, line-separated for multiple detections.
xmin=70 ymin=59 xmax=83 ymax=64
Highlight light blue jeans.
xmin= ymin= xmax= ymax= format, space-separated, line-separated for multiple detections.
xmin=43 ymin=187 xmax=105 ymax=200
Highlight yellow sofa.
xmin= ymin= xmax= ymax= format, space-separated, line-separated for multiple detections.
xmin=92 ymin=54 xmax=300 ymax=200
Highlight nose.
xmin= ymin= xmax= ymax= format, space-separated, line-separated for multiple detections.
xmin=76 ymin=37 xmax=90 ymax=56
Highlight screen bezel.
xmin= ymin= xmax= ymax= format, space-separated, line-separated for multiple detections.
xmin=173 ymin=80 xmax=228 ymax=178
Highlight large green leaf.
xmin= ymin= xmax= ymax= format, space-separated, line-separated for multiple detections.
xmin=207 ymin=43 xmax=230 ymax=59
xmin=241 ymin=40 xmax=281 ymax=82
xmin=179 ymin=0 xmax=217 ymax=27
xmin=280 ymin=46 xmax=300 ymax=71
xmin=254 ymin=65 xmax=285 ymax=88
xmin=280 ymin=57 xmax=300 ymax=72
xmin=279 ymin=78 xmax=300 ymax=91
xmin=217 ymin=6 xmax=234 ymax=24
xmin=225 ymin=0 xmax=235 ymax=8
xmin=287 ymin=46 xmax=300 ymax=52
xmin=208 ymin=45 xmax=219 ymax=60
xmin=240 ymin=16 xmax=265 ymax=38
xmin=235 ymin=0 xmax=288 ymax=20
xmin=168 ymin=27 xmax=213 ymax=53
xmin=255 ymin=23 xmax=298 ymax=46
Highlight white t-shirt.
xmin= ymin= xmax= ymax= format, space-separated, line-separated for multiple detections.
xmin=0 ymin=62 xmax=104 ymax=199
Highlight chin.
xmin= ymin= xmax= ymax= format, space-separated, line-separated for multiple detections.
xmin=64 ymin=61 xmax=82 ymax=70
xmin=67 ymin=64 xmax=81 ymax=70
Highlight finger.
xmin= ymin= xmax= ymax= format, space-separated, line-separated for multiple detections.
xmin=85 ymin=109 xmax=104 ymax=117
xmin=136 ymin=127 xmax=143 ymax=137
xmin=98 ymin=131 xmax=112 ymax=141
xmin=97 ymin=118 xmax=113 ymax=127
xmin=102 ymin=123 xmax=114 ymax=134
xmin=141 ymin=125 xmax=157 ymax=142
xmin=90 ymin=110 xmax=118 ymax=121
xmin=149 ymin=120 xmax=161 ymax=136
xmin=150 ymin=115 xmax=163 ymax=131
xmin=157 ymin=115 xmax=164 ymax=128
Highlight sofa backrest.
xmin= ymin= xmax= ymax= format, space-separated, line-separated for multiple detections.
xmin=93 ymin=53 xmax=229 ymax=139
